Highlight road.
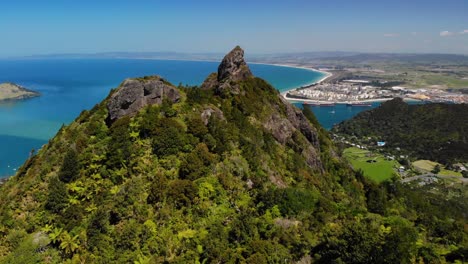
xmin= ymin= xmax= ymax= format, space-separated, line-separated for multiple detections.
xmin=402 ymin=173 xmax=468 ymax=184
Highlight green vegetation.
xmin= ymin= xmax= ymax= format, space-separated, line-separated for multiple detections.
xmin=0 ymin=56 xmax=466 ymax=263
xmin=333 ymin=98 xmax=468 ymax=164
xmin=301 ymin=53 xmax=468 ymax=89
xmin=413 ymin=160 xmax=462 ymax=177
xmin=343 ymin=147 xmax=398 ymax=183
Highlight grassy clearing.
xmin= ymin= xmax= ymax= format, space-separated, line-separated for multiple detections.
xmin=343 ymin=147 xmax=399 ymax=183
xmin=412 ymin=160 xmax=437 ymax=171
xmin=413 ymin=160 xmax=462 ymax=176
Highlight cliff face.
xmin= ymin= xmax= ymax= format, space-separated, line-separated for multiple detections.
xmin=107 ymin=76 xmax=181 ymax=123
xmin=0 ymin=46 xmax=364 ymax=263
xmin=217 ymin=45 xmax=253 ymax=82
xmin=201 ymin=45 xmax=253 ymax=95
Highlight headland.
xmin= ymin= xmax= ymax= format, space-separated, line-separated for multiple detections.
xmin=0 ymin=82 xmax=40 ymax=101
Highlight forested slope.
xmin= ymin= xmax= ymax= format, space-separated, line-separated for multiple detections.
xmin=0 ymin=47 xmax=465 ymax=263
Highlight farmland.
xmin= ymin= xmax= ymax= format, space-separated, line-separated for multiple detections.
xmin=343 ymin=147 xmax=399 ymax=183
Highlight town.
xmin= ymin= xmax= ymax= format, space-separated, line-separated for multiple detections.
xmin=285 ymin=78 xmax=468 ymax=104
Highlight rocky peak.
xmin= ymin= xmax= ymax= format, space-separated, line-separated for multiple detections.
xmin=107 ymin=76 xmax=180 ymax=123
xmin=217 ymin=46 xmax=253 ymax=82
xmin=201 ymin=46 xmax=253 ymax=95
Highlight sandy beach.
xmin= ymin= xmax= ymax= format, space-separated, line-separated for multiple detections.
xmin=250 ymin=62 xmax=333 ymax=93
xmin=263 ymin=64 xmax=423 ymax=104
xmin=284 ymin=95 xmax=422 ymax=105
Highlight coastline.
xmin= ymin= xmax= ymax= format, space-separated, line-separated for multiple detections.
xmin=258 ymin=64 xmax=422 ymax=104
xmin=284 ymin=96 xmax=422 ymax=104
xmin=249 ymin=62 xmax=333 ymax=94
xmin=99 ymin=57 xmax=335 ymax=94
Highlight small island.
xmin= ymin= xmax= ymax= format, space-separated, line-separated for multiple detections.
xmin=0 ymin=82 xmax=40 ymax=101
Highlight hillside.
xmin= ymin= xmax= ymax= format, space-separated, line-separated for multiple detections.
xmin=0 ymin=47 xmax=466 ymax=263
xmin=332 ymin=98 xmax=468 ymax=164
xmin=0 ymin=83 xmax=40 ymax=101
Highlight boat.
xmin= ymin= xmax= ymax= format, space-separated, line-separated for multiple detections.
xmin=318 ymin=103 xmax=336 ymax=107
xmin=346 ymin=102 xmax=372 ymax=107
xmin=303 ymin=102 xmax=335 ymax=107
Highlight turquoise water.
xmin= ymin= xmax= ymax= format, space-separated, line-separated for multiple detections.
xmin=295 ymin=103 xmax=381 ymax=130
xmin=0 ymin=59 xmax=328 ymax=177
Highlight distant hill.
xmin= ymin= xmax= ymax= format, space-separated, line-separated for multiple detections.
xmin=20 ymin=51 xmax=226 ymax=61
xmin=332 ymin=98 xmax=468 ymax=164
xmin=14 ymin=51 xmax=468 ymax=65
xmin=0 ymin=83 xmax=40 ymax=101
xmin=314 ymin=53 xmax=468 ymax=65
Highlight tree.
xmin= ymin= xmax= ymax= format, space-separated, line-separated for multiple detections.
xmin=167 ymin=180 xmax=197 ymax=208
xmin=46 ymin=176 xmax=68 ymax=213
xmin=152 ymin=118 xmax=189 ymax=156
xmin=87 ymin=209 xmax=110 ymax=250
xmin=107 ymin=116 xmax=132 ymax=170
xmin=59 ymin=231 xmax=80 ymax=255
xmin=461 ymin=170 xmax=468 ymax=178
xmin=179 ymin=143 xmax=216 ymax=180
xmin=431 ymin=164 xmax=441 ymax=174
xmin=59 ymin=148 xmax=80 ymax=183
xmin=187 ymin=116 xmax=208 ymax=139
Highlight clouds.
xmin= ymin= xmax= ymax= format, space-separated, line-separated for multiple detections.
xmin=440 ymin=31 xmax=455 ymax=37
xmin=440 ymin=30 xmax=468 ymax=37
xmin=383 ymin=30 xmax=468 ymax=38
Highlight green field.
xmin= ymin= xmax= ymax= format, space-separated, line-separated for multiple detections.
xmin=413 ymin=160 xmax=462 ymax=177
xmin=343 ymin=147 xmax=399 ymax=183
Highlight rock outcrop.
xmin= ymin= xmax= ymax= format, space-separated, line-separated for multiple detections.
xmin=201 ymin=46 xmax=253 ymax=95
xmin=263 ymin=96 xmax=322 ymax=169
xmin=201 ymin=107 xmax=225 ymax=125
xmin=107 ymin=76 xmax=180 ymax=123
xmin=217 ymin=45 xmax=252 ymax=82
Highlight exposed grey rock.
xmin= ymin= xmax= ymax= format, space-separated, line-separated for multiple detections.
xmin=201 ymin=107 xmax=225 ymax=125
xmin=200 ymin=72 xmax=218 ymax=90
xmin=217 ymin=46 xmax=252 ymax=82
xmin=200 ymin=46 xmax=252 ymax=95
xmin=264 ymin=113 xmax=295 ymax=145
xmin=280 ymin=96 xmax=320 ymax=148
xmin=246 ymin=179 xmax=254 ymax=189
xmin=262 ymin=96 xmax=322 ymax=169
xmin=301 ymin=145 xmax=321 ymax=169
xmin=107 ymin=76 xmax=180 ymax=123
xmin=274 ymin=218 xmax=301 ymax=229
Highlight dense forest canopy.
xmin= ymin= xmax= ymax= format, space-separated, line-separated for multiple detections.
xmin=333 ymin=98 xmax=468 ymax=164
xmin=0 ymin=48 xmax=466 ymax=263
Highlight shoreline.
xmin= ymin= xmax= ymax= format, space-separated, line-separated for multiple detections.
xmin=258 ymin=64 xmax=423 ymax=104
xmin=284 ymin=96 xmax=422 ymax=104
xmin=248 ymin=62 xmax=333 ymax=94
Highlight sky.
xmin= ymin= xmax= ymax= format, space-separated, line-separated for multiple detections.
xmin=1 ymin=0 xmax=467 ymax=56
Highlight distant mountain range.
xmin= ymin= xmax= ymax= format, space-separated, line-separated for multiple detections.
xmin=10 ymin=51 xmax=468 ymax=68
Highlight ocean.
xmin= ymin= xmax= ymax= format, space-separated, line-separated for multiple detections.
xmin=0 ymin=59 xmax=376 ymax=177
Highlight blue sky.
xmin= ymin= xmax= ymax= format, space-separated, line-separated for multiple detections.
xmin=1 ymin=0 xmax=467 ymax=56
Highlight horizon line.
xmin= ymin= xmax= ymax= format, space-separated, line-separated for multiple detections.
xmin=2 ymin=50 xmax=468 ymax=60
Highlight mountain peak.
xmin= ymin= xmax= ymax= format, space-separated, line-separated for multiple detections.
xmin=201 ymin=46 xmax=253 ymax=94
xmin=217 ymin=46 xmax=252 ymax=82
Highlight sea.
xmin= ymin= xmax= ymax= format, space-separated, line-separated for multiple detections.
xmin=0 ymin=59 xmax=378 ymax=177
